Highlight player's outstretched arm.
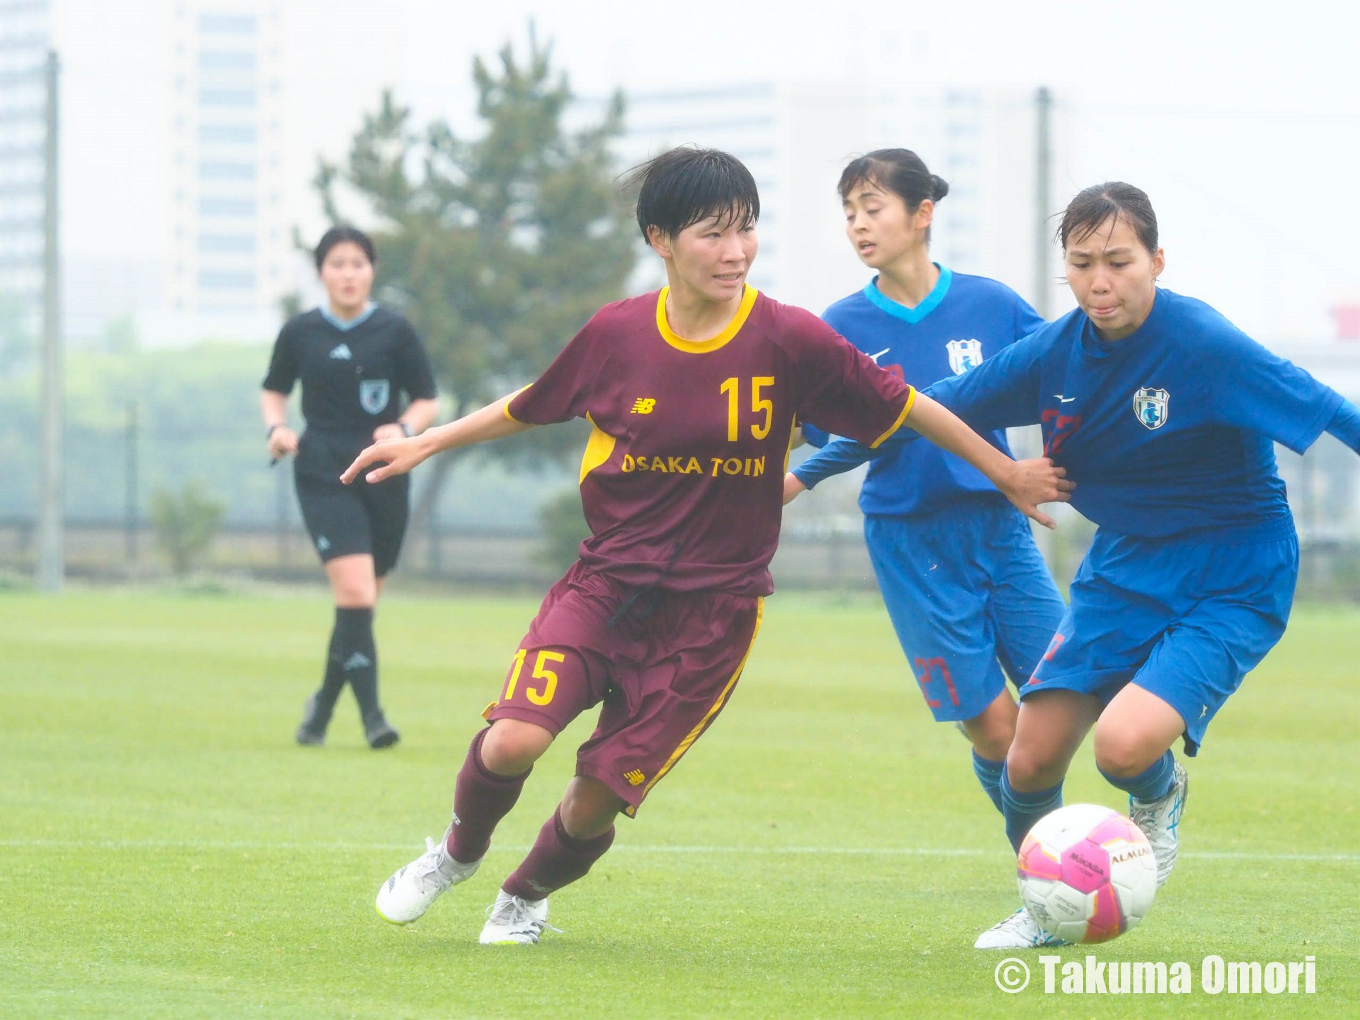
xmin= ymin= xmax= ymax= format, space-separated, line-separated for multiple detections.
xmin=906 ymin=392 xmax=1073 ymax=529
xmin=341 ymin=392 xmax=537 ymax=485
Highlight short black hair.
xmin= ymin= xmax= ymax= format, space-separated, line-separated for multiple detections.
xmin=625 ymin=147 xmax=759 ymax=243
xmin=314 ymin=225 xmax=376 ymax=271
xmin=1057 ymin=183 xmax=1159 ymax=254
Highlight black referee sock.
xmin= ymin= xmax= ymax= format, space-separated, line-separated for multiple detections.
xmin=333 ymin=606 xmax=383 ymax=723
xmin=310 ymin=619 xmax=351 ymax=722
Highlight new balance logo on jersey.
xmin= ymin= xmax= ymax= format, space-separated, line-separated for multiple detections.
xmin=329 ymin=343 xmax=353 ymax=360
xmin=623 ymin=769 xmax=645 ymax=786
xmin=315 ymin=535 xmax=331 ymax=552
xmin=1133 ymin=387 xmax=1170 ymax=430
xmin=630 ymin=398 xmax=656 ymax=414
xmin=946 ymin=338 xmax=983 ymax=374
xmin=342 ymin=652 xmax=373 ymax=671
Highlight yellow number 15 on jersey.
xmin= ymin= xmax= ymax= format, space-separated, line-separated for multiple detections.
xmin=720 ymin=376 xmax=776 ymax=442
xmin=504 ymin=648 xmax=565 ymax=706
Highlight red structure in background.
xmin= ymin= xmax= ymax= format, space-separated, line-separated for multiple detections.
xmin=1334 ymin=305 xmax=1360 ymax=341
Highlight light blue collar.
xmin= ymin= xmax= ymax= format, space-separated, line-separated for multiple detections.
xmin=862 ymin=265 xmax=952 ymax=324
xmin=320 ymin=302 xmax=376 ymax=332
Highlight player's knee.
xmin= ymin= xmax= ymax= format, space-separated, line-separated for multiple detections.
xmin=1091 ymin=723 xmax=1156 ymax=778
xmin=328 ymin=570 xmax=376 ymax=606
xmin=481 ymin=719 xmax=553 ymax=775
xmin=560 ymin=777 xmax=624 ymax=839
xmin=1004 ymin=743 xmax=1063 ymax=790
xmin=963 ymin=715 xmax=1015 ymax=761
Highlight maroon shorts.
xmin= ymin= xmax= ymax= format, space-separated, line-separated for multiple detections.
xmin=484 ymin=561 xmax=764 ymax=816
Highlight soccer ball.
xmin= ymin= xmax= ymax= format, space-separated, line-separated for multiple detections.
xmin=1017 ymin=803 xmax=1157 ymax=944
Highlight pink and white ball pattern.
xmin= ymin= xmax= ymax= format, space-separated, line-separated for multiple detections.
xmin=1017 ymin=803 xmax=1158 ymax=944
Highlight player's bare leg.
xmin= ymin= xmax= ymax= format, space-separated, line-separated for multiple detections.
xmin=976 ymin=690 xmax=1101 ymax=949
xmin=959 ymin=688 xmax=1018 ymax=761
xmin=1094 ymin=684 xmax=1188 ymax=889
xmin=481 ymin=775 xmax=625 ymax=945
xmin=376 ymin=719 xmax=553 ymax=925
xmin=959 ymin=688 xmax=1018 ymax=813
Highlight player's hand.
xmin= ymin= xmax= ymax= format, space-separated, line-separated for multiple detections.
xmin=1000 ymin=458 xmax=1074 ymax=530
xmin=267 ymin=425 xmax=298 ymax=461
xmin=341 ymin=435 xmax=432 ymax=485
xmin=371 ymin=423 xmax=407 ymax=443
xmin=783 ymin=472 xmax=807 ymax=505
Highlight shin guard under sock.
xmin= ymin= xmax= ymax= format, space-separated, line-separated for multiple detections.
xmin=446 ymin=728 xmax=532 ymax=864
xmin=501 ymin=806 xmax=615 ymax=901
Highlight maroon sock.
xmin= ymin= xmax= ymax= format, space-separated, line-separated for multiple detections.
xmin=445 ymin=728 xmax=531 ymax=864
xmin=502 ymin=806 xmax=616 ymax=901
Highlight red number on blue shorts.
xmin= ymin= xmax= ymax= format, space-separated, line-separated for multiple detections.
xmin=913 ymin=656 xmax=960 ymax=708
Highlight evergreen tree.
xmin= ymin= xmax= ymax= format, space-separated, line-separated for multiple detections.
xmin=313 ymin=32 xmax=636 ymax=532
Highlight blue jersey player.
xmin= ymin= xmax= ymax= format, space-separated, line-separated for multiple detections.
xmin=797 ymin=149 xmax=1066 ymax=816
xmin=788 ymin=182 xmax=1360 ymax=949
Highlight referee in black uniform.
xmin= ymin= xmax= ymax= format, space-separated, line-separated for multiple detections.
xmin=261 ymin=226 xmax=438 ymax=748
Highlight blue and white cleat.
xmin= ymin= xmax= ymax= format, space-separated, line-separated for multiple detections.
xmin=974 ymin=907 xmax=1070 ymax=949
xmin=1131 ymin=761 xmax=1188 ymax=889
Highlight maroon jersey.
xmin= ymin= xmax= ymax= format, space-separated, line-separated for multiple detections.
xmin=507 ymin=287 xmax=914 ymax=596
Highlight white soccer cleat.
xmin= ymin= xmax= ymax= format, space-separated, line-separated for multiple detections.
xmin=974 ymin=907 xmax=1070 ymax=949
xmin=479 ymin=890 xmax=555 ymax=945
xmin=375 ymin=829 xmax=481 ymax=924
xmin=1130 ymin=761 xmax=1188 ymax=889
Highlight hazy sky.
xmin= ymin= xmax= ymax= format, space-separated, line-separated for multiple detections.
xmin=50 ymin=0 xmax=1360 ymax=340
xmin=394 ymin=0 xmax=1360 ymax=337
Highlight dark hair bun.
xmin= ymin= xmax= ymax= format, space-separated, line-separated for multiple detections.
xmin=930 ymin=175 xmax=949 ymax=202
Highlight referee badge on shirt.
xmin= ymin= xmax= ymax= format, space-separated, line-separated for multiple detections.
xmin=1133 ymin=387 xmax=1170 ymax=430
xmin=945 ymin=338 xmax=983 ymax=374
xmin=359 ymin=379 xmax=391 ymax=415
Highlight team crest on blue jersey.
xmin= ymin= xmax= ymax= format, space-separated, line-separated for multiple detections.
xmin=360 ymin=379 xmax=390 ymax=415
xmin=946 ymin=338 xmax=983 ymax=374
xmin=1133 ymin=387 xmax=1170 ymax=430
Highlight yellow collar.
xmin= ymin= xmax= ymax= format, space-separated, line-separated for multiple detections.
xmin=655 ymin=285 xmax=759 ymax=353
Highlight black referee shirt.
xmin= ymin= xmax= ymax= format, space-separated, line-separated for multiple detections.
xmin=262 ymin=306 xmax=437 ymax=430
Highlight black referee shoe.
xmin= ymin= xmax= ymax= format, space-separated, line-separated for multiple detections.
xmin=364 ymin=714 xmax=401 ymax=750
xmin=295 ymin=693 xmax=330 ymax=747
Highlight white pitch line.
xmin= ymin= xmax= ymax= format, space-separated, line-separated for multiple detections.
xmin=0 ymin=839 xmax=1355 ymax=862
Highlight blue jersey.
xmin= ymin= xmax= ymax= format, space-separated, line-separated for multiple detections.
xmin=801 ymin=266 xmax=1045 ymax=517
xmin=798 ymin=288 xmax=1345 ymax=540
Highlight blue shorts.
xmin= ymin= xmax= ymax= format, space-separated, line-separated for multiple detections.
xmin=1025 ymin=521 xmax=1298 ymax=756
xmin=865 ymin=499 xmax=1066 ymax=723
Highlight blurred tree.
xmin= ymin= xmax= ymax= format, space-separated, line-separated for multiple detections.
xmin=312 ymin=30 xmax=636 ymax=534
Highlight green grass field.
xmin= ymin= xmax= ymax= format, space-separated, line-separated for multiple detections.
xmin=2 ymin=589 xmax=1357 ymax=1019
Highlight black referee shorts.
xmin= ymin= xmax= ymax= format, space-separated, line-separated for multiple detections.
xmin=293 ymin=429 xmax=410 ymax=577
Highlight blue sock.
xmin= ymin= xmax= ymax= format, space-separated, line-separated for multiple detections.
xmin=1000 ymin=764 xmax=1064 ymax=853
xmin=1100 ymin=750 xmax=1175 ymax=803
xmin=971 ymin=750 xmax=1005 ymax=814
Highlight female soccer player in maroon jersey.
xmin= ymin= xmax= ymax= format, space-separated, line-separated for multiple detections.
xmin=343 ymin=147 xmax=1071 ymax=944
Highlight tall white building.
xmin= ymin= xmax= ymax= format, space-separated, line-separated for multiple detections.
xmin=0 ymin=0 xmax=49 ymax=342
xmin=43 ymin=0 xmax=405 ymax=348
xmin=163 ymin=1 xmax=287 ymax=340
xmin=598 ymin=80 xmax=1068 ymax=319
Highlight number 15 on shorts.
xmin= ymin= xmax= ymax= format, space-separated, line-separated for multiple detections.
xmin=503 ymin=648 xmax=565 ymax=706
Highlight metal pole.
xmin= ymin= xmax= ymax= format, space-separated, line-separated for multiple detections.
xmin=126 ymin=401 xmax=138 ymax=563
xmin=1031 ymin=86 xmax=1056 ymax=572
xmin=37 ymin=50 xmax=63 ymax=591
xmin=1033 ymin=86 xmax=1052 ymax=319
